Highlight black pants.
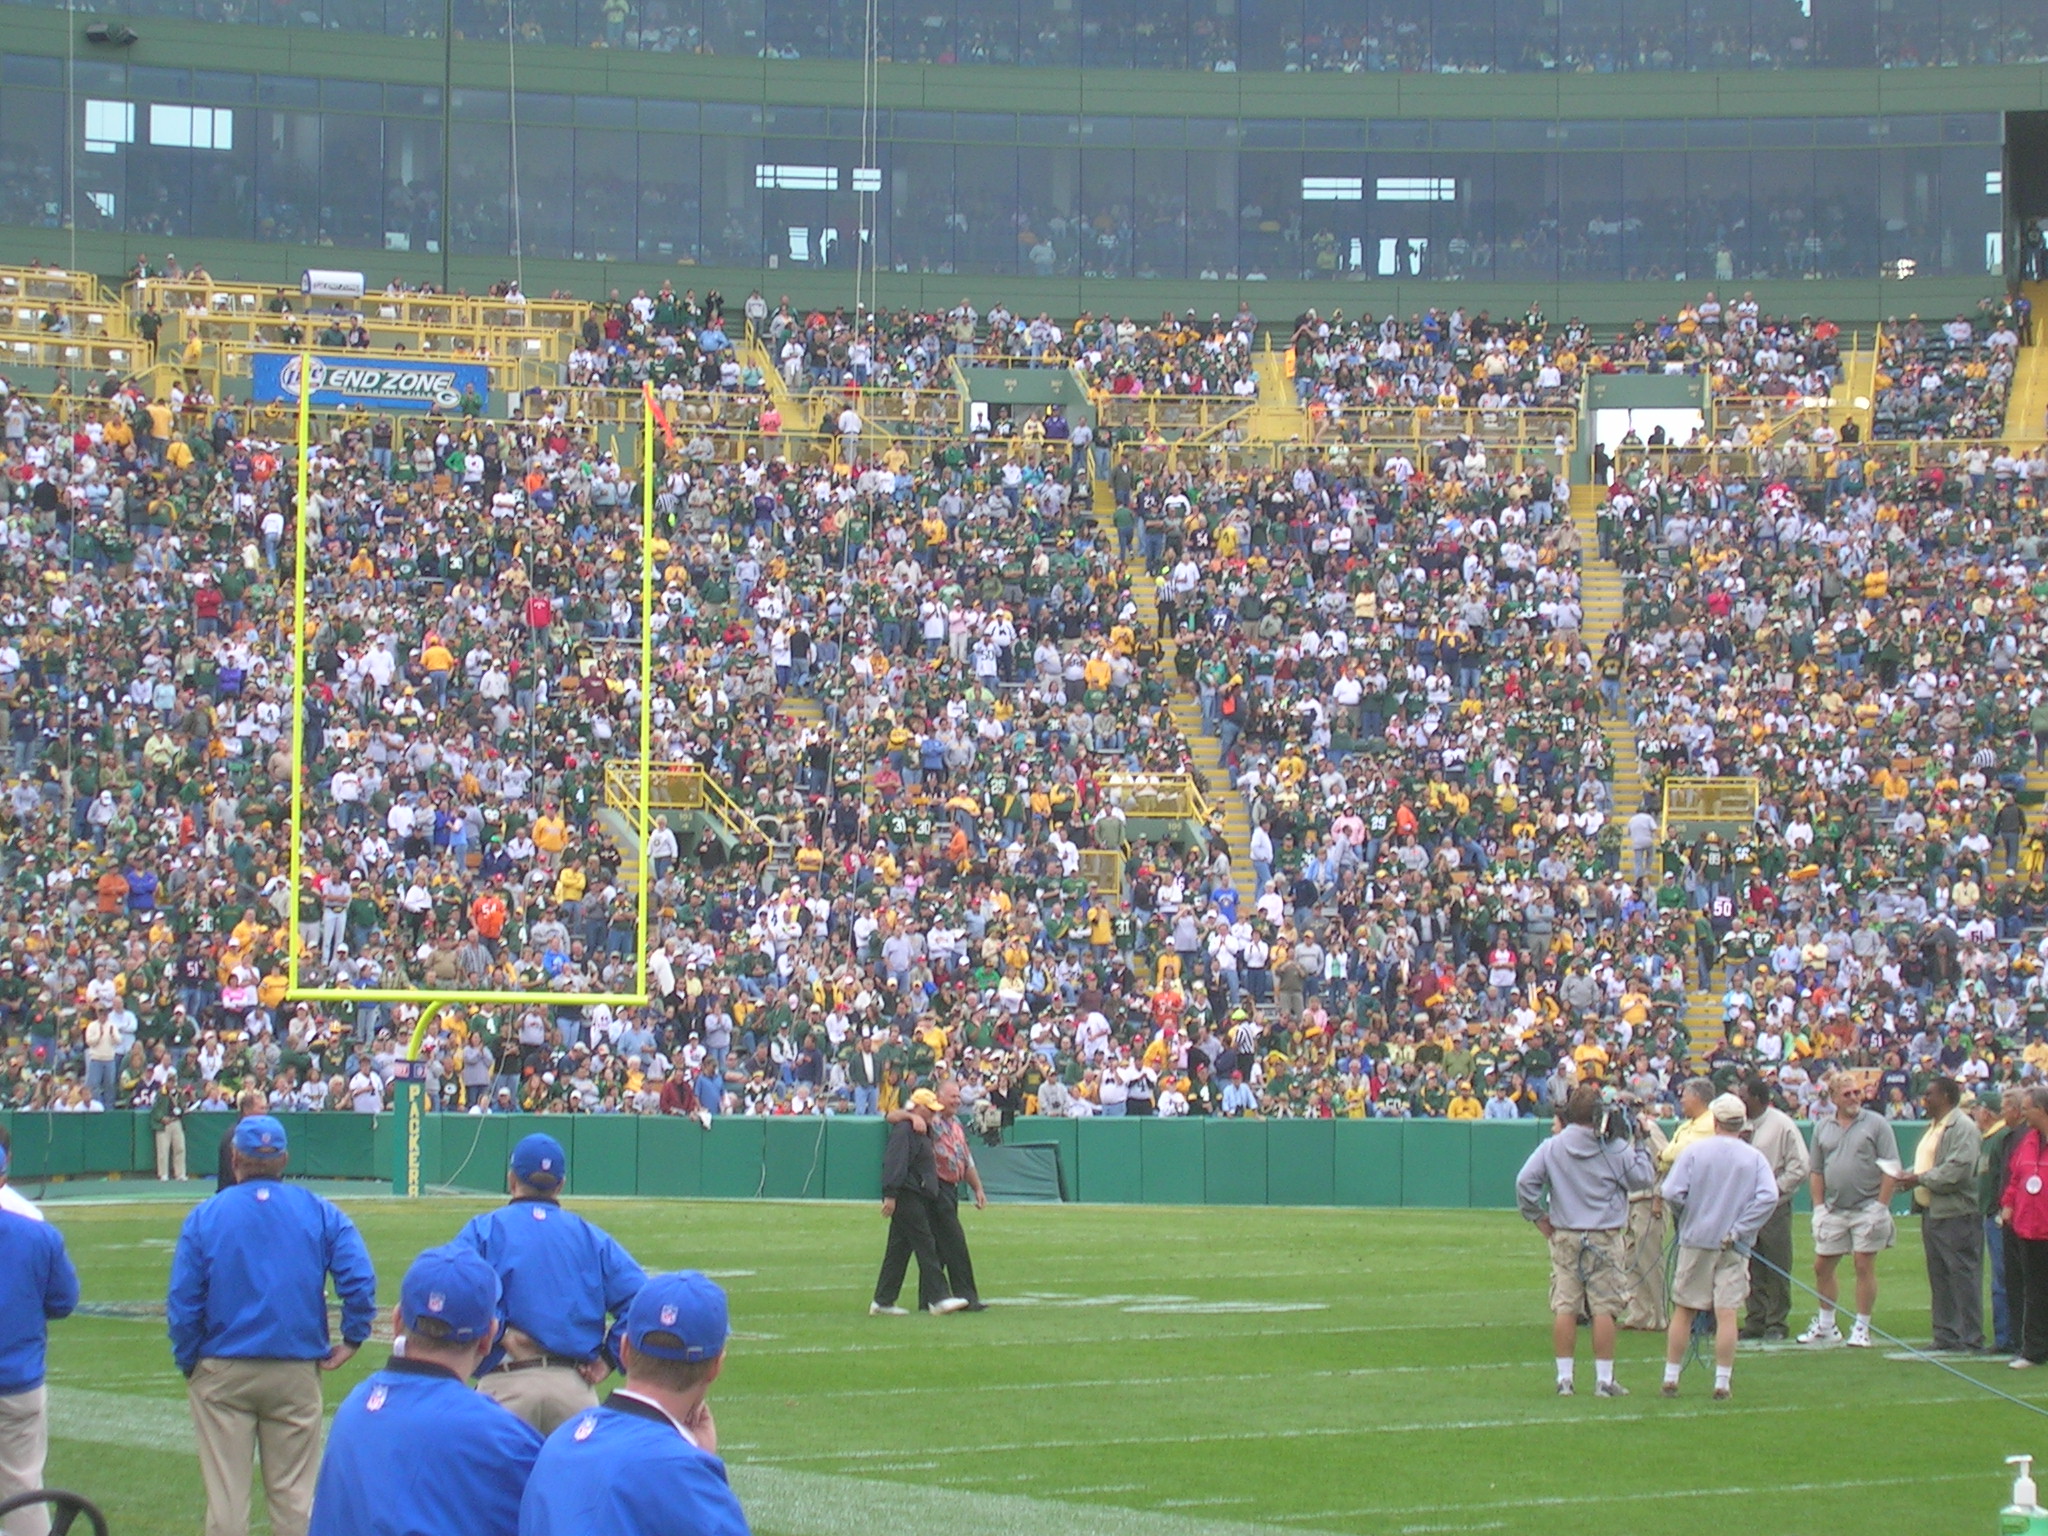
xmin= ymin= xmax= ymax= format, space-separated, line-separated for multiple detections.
xmin=874 ymin=1191 xmax=947 ymax=1310
xmin=932 ymin=1182 xmax=980 ymax=1304
xmin=1742 ymin=1197 xmax=1794 ymax=1336
xmin=2018 ymin=1236 xmax=2048 ymax=1364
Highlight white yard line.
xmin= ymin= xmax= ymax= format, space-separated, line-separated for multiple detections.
xmin=1279 ymin=1470 xmax=1987 ymax=1523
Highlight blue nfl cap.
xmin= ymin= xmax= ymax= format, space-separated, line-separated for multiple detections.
xmin=0 ymin=1142 xmax=9 ymax=1174
xmin=400 ymin=1245 xmax=501 ymax=1343
xmin=233 ymin=1116 xmax=288 ymax=1156
xmin=626 ymin=1271 xmax=729 ymax=1363
xmin=511 ymin=1133 xmax=567 ymax=1187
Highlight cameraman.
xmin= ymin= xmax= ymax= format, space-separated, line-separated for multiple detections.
xmin=1515 ymin=1085 xmax=1656 ymax=1397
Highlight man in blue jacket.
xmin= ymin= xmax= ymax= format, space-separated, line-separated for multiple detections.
xmin=519 ymin=1271 xmax=749 ymax=1536
xmin=0 ymin=1140 xmax=78 ymax=1536
xmin=167 ymin=1116 xmax=377 ymax=1536
xmin=450 ymin=1134 xmax=646 ymax=1434
xmin=309 ymin=1245 xmax=543 ymax=1536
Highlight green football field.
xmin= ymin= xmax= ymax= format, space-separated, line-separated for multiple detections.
xmin=29 ymin=1190 xmax=2046 ymax=1535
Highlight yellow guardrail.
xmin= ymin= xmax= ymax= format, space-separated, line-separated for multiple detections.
xmin=1077 ymin=848 xmax=1126 ymax=896
xmin=0 ymin=266 xmax=111 ymax=310
xmin=1607 ymin=436 xmax=2013 ymax=480
xmin=0 ymin=333 xmax=155 ymax=375
xmin=1095 ymin=394 xmax=1258 ymax=443
xmin=128 ymin=279 xmax=585 ymax=336
xmin=1100 ymin=771 xmax=1210 ymax=823
xmin=604 ymin=761 xmax=769 ymax=848
xmin=166 ymin=308 xmax=567 ymax=365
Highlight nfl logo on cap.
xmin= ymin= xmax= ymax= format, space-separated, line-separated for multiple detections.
xmin=661 ymin=1305 xmax=678 ymax=1326
xmin=428 ymin=1292 xmax=445 ymax=1313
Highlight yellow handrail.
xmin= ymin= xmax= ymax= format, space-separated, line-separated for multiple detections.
xmin=604 ymin=761 xmax=768 ymax=848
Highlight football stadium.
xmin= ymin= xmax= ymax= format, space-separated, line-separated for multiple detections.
xmin=2 ymin=1 xmax=2048 ymax=1531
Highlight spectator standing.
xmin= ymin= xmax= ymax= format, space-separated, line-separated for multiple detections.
xmin=151 ymin=1083 xmax=190 ymax=1182
xmin=1737 ymin=1074 xmax=1809 ymax=1341
xmin=1514 ymin=1086 xmax=1654 ymax=1396
xmin=0 ymin=1139 xmax=78 ymax=1536
xmin=1980 ymin=1091 xmax=2021 ymax=1355
xmin=1659 ymin=1094 xmax=1779 ymax=1400
xmin=167 ymin=1117 xmax=377 ymax=1536
xmin=1798 ymin=1074 xmax=1900 ymax=1348
xmin=2001 ymin=1089 xmax=2048 ymax=1369
xmin=450 ymin=1135 xmax=647 ymax=1435
xmin=1892 ymin=1076 xmax=1983 ymax=1353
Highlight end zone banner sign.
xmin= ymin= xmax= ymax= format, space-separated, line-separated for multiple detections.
xmin=249 ymin=351 xmax=488 ymax=413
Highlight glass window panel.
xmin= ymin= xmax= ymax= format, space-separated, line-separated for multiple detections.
xmin=702 ymin=104 xmax=763 ymax=134
xmin=1625 ymin=119 xmax=1686 ymax=147
xmin=381 ymin=116 xmax=439 ymax=253
xmin=1241 ymin=119 xmax=1301 ymax=149
xmin=1683 ymin=148 xmax=1748 ymax=280
xmin=1554 ymin=120 xmax=1621 ymax=146
xmin=1436 ymin=0 xmax=1498 ymax=70
xmin=1808 ymin=146 xmax=1874 ymax=278
xmin=386 ymin=86 xmax=440 ymax=115
xmin=1560 ymin=0 xmax=1624 ymax=68
xmin=1082 ymin=117 xmax=1132 ymax=146
xmin=1493 ymin=152 xmax=1555 ymax=280
xmin=3 ymin=57 xmax=64 ymax=88
xmin=633 ymin=0 xmax=707 ymax=53
xmin=1134 ymin=117 xmax=1186 ymax=146
xmin=73 ymin=63 xmax=128 ymax=96
xmin=886 ymin=142 xmax=953 ymax=272
xmin=954 ymin=0 xmax=1020 ymax=61
xmin=1370 ymin=119 xmax=1428 ymax=149
xmin=1132 ymin=146 xmax=1186 ymax=278
xmin=576 ymin=94 xmax=636 ymax=127
xmin=1749 ymin=116 xmax=1812 ymax=145
xmin=641 ymin=100 xmax=698 ymax=131
xmin=1687 ymin=119 xmax=1746 ymax=147
xmin=259 ymin=76 xmax=321 ymax=106
xmin=322 ymin=79 xmax=383 ymax=112
xmin=1495 ymin=0 xmax=1555 ymax=67
xmin=1879 ymin=143 xmax=1939 ymax=274
xmin=1620 ymin=150 xmax=1684 ymax=277
xmin=1304 ymin=119 xmax=1369 ymax=148
xmin=1021 ymin=0 xmax=1077 ymax=64
xmin=1750 ymin=0 xmax=1811 ymax=67
xmin=0 ymin=87 xmax=65 ymax=231
xmin=698 ymin=132 xmax=762 ymax=265
xmin=1944 ymin=113 xmax=1999 ymax=142
xmin=1444 ymin=149 xmax=1494 ymax=277
xmin=1187 ymin=117 xmax=1237 ymax=147
xmin=1299 ymin=150 xmax=1368 ymax=280
xmin=766 ymin=0 xmax=831 ymax=55
xmin=1237 ymin=149 xmax=1299 ymax=279
xmin=1371 ymin=151 xmax=1468 ymax=280
xmin=1433 ymin=121 xmax=1493 ymax=149
xmin=1817 ymin=115 xmax=1883 ymax=146
xmin=320 ymin=113 xmax=385 ymax=247
xmin=635 ymin=131 xmax=699 ymax=260
xmin=1749 ymin=139 xmax=1816 ymax=278
xmin=448 ymin=119 xmax=509 ymax=255
xmin=1943 ymin=0 xmax=2002 ymax=66
xmin=1623 ymin=0 xmax=1682 ymax=68
xmin=955 ymin=142 xmax=1018 ymax=273
xmin=518 ymin=92 xmax=573 ymax=125
xmin=1936 ymin=141 xmax=2001 ymax=274
xmin=255 ymin=109 xmax=322 ymax=244
xmin=1194 ymin=0 xmax=1239 ymax=69
xmin=1017 ymin=145 xmax=1079 ymax=276
xmin=704 ymin=0 xmax=764 ymax=53
xmin=452 ymin=89 xmax=509 ymax=119
xmin=1558 ymin=149 xmax=1623 ymax=278
xmin=1237 ymin=0 xmax=1301 ymax=69
xmin=889 ymin=0 xmax=952 ymax=63
xmin=570 ymin=125 xmax=635 ymax=260
xmin=1172 ymin=147 xmax=1231 ymax=280
xmin=1080 ymin=145 xmax=1134 ymax=277
xmin=764 ymin=105 xmax=827 ymax=137
xmin=953 ymin=113 xmax=1014 ymax=143
xmin=131 ymin=66 xmax=194 ymax=98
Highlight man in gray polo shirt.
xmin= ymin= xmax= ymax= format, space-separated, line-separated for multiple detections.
xmin=1798 ymin=1073 xmax=1900 ymax=1348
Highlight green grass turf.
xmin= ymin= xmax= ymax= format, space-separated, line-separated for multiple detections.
xmin=30 ymin=1193 xmax=2047 ymax=1536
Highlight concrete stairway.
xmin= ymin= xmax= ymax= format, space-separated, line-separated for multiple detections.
xmin=2007 ymin=292 xmax=2048 ymax=447
xmin=1568 ymin=483 xmax=1648 ymax=822
xmin=1088 ymin=479 xmax=1258 ymax=912
xmin=1248 ymin=341 xmax=1308 ymax=442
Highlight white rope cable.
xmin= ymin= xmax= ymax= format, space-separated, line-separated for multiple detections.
xmin=507 ymin=0 xmax=524 ymax=292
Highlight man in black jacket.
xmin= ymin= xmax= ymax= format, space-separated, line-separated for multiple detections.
xmin=871 ymin=1090 xmax=968 ymax=1316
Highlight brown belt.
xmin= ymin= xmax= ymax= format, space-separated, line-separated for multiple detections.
xmin=498 ymin=1355 xmax=586 ymax=1373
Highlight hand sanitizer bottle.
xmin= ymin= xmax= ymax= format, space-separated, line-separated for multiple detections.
xmin=2002 ymin=1455 xmax=2048 ymax=1534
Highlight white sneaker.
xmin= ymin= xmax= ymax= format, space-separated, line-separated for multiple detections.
xmin=927 ymin=1297 xmax=970 ymax=1315
xmin=868 ymin=1302 xmax=907 ymax=1316
xmin=1796 ymin=1319 xmax=1842 ymax=1344
xmin=1845 ymin=1325 xmax=1873 ymax=1348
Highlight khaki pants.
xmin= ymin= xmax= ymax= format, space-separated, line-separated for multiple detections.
xmin=155 ymin=1119 xmax=187 ymax=1180
xmin=1622 ymin=1197 xmax=1670 ymax=1330
xmin=479 ymin=1366 xmax=596 ymax=1437
xmin=187 ymin=1358 xmax=323 ymax=1536
xmin=0 ymin=1387 xmax=49 ymax=1536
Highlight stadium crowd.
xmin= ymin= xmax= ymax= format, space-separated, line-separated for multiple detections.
xmin=0 ymin=280 xmax=2044 ymax=1138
